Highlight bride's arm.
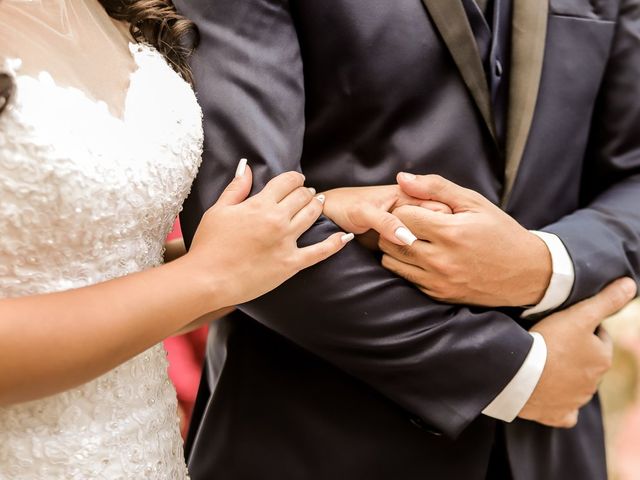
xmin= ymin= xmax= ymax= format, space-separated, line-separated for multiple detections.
xmin=0 ymin=166 xmax=351 ymax=406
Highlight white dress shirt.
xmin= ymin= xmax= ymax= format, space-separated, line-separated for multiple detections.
xmin=481 ymin=231 xmax=575 ymax=422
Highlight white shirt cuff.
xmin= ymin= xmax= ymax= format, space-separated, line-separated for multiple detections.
xmin=522 ymin=231 xmax=575 ymax=317
xmin=482 ymin=332 xmax=547 ymax=422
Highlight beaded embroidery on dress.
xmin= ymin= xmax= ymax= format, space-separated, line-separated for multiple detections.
xmin=0 ymin=43 xmax=203 ymax=479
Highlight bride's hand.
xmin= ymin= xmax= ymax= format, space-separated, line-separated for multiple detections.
xmin=321 ymin=184 xmax=452 ymax=247
xmin=186 ymin=160 xmax=353 ymax=309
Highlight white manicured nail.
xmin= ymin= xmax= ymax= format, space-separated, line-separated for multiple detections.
xmin=315 ymin=194 xmax=325 ymax=204
xmin=308 ymin=187 xmax=317 ymax=195
xmin=341 ymin=233 xmax=355 ymax=244
xmin=235 ymin=158 xmax=248 ymax=178
xmin=399 ymin=172 xmax=417 ymax=181
xmin=395 ymin=227 xmax=417 ymax=246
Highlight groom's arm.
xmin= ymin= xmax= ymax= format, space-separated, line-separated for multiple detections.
xmin=176 ymin=0 xmax=535 ymax=438
xmin=542 ymin=0 xmax=640 ymax=304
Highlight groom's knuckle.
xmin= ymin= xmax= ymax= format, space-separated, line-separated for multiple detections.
xmin=265 ymin=211 xmax=285 ymax=231
xmin=429 ymin=256 xmax=447 ymax=274
xmin=402 ymin=270 xmax=419 ymax=284
xmin=438 ymin=256 xmax=456 ymax=275
xmin=441 ymin=284 xmax=460 ymax=299
xmin=441 ymin=219 xmax=462 ymax=239
xmin=429 ymin=280 xmax=446 ymax=296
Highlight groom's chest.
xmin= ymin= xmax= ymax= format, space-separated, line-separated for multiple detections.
xmin=295 ymin=0 xmax=618 ymax=224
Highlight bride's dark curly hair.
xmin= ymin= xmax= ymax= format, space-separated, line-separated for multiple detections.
xmin=100 ymin=0 xmax=199 ymax=83
xmin=0 ymin=0 xmax=198 ymax=116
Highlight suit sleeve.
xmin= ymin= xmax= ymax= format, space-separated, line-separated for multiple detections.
xmin=543 ymin=0 xmax=640 ymax=305
xmin=175 ymin=0 xmax=533 ymax=438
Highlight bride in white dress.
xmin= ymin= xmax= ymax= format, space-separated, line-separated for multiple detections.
xmin=0 ymin=0 xmax=354 ymax=477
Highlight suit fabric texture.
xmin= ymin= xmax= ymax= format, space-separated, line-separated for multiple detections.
xmin=176 ymin=0 xmax=640 ymax=478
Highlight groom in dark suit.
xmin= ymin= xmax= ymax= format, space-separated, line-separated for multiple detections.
xmin=176 ymin=0 xmax=640 ymax=478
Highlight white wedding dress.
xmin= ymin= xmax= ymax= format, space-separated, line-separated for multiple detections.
xmin=0 ymin=27 xmax=203 ymax=480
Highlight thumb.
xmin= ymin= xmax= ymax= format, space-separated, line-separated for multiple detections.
xmin=569 ymin=277 xmax=637 ymax=331
xmin=397 ymin=172 xmax=480 ymax=211
xmin=216 ymin=158 xmax=254 ymax=206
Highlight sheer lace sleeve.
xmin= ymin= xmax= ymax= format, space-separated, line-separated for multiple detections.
xmin=0 ymin=0 xmax=137 ymax=119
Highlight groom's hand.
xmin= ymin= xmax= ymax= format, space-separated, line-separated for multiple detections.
xmin=379 ymin=173 xmax=552 ymax=307
xmin=519 ymin=278 xmax=637 ymax=428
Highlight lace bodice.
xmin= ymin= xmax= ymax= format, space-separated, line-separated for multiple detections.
xmin=0 ymin=44 xmax=203 ymax=479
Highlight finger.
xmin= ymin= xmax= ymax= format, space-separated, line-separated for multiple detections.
xmin=279 ymin=186 xmax=316 ymax=218
xmin=216 ymin=159 xmax=253 ymax=206
xmin=568 ymin=277 xmax=637 ymax=331
xmin=261 ymin=171 xmax=306 ymax=202
xmin=419 ymin=200 xmax=453 ymax=214
xmin=379 ymin=236 xmax=434 ymax=266
xmin=296 ymin=232 xmax=354 ymax=269
xmin=290 ymin=194 xmax=325 ymax=236
xmin=381 ymin=254 xmax=430 ymax=287
xmin=389 ymin=205 xmax=447 ymax=242
xmin=379 ymin=236 xmax=418 ymax=262
xmin=350 ymin=203 xmax=418 ymax=246
xmin=396 ymin=173 xmax=482 ymax=211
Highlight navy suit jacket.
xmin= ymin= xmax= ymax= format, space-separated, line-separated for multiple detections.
xmin=176 ymin=0 xmax=640 ymax=478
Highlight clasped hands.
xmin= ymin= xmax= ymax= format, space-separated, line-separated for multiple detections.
xmin=322 ymin=173 xmax=638 ymax=428
xmin=324 ymin=173 xmax=552 ymax=307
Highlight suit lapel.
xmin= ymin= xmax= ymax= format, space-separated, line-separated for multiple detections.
xmin=501 ymin=0 xmax=549 ymax=206
xmin=421 ymin=0 xmax=496 ymax=141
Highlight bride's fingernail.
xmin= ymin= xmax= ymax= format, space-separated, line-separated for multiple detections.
xmin=341 ymin=233 xmax=355 ymax=244
xmin=399 ymin=172 xmax=417 ymax=181
xmin=235 ymin=158 xmax=248 ymax=178
xmin=395 ymin=227 xmax=417 ymax=246
xmin=315 ymin=194 xmax=325 ymax=204
xmin=308 ymin=187 xmax=317 ymax=195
